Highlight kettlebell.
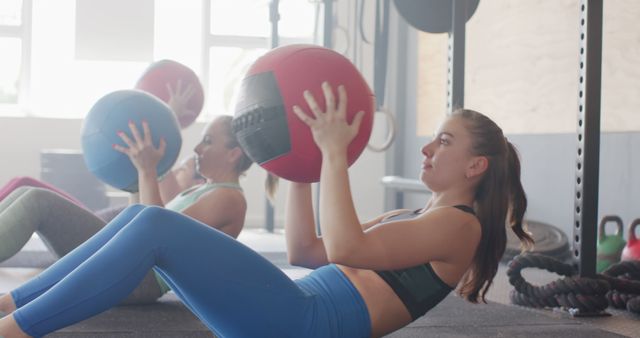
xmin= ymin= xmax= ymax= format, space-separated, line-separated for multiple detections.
xmin=621 ymin=218 xmax=640 ymax=262
xmin=596 ymin=215 xmax=626 ymax=272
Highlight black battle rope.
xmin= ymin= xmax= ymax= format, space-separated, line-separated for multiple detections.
xmin=507 ymin=253 xmax=640 ymax=314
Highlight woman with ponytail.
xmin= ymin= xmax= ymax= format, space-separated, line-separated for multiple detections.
xmin=285 ymin=101 xmax=534 ymax=335
xmin=0 ymin=84 xmax=531 ymax=338
xmin=449 ymin=109 xmax=534 ymax=302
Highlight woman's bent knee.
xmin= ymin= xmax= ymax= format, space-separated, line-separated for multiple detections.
xmin=128 ymin=206 xmax=180 ymax=236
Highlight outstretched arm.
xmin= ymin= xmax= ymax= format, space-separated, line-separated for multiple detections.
xmin=292 ymin=82 xmax=365 ymax=264
xmin=283 ymin=181 xmax=410 ymax=269
xmin=113 ymin=120 xmax=166 ymax=206
xmin=158 ymin=170 xmax=181 ymax=203
xmin=293 ymin=82 xmax=480 ymax=270
xmin=284 ymin=182 xmax=328 ymax=268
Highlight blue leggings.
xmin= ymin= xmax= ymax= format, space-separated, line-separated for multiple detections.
xmin=11 ymin=205 xmax=371 ymax=337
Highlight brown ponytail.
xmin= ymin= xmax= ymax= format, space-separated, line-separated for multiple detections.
xmin=452 ymin=109 xmax=534 ymax=303
xmin=265 ymin=173 xmax=279 ymax=206
xmin=506 ymin=141 xmax=534 ymax=251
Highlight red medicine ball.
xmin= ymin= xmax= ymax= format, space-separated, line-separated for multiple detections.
xmin=232 ymin=44 xmax=374 ymax=183
xmin=135 ymin=59 xmax=205 ymax=129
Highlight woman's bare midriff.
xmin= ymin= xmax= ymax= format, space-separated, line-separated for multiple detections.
xmin=337 ymin=265 xmax=413 ymax=337
xmin=337 ymin=262 xmax=462 ymax=338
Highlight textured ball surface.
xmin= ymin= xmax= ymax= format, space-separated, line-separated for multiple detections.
xmin=232 ymin=44 xmax=374 ymax=183
xmin=81 ymin=90 xmax=182 ymax=192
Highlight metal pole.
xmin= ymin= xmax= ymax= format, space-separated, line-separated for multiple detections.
xmin=315 ymin=0 xmax=334 ymax=233
xmin=270 ymin=0 xmax=280 ymax=48
xmin=387 ymin=13 xmax=409 ymax=211
xmin=447 ymin=0 xmax=467 ymax=113
xmin=201 ymin=0 xmax=211 ymax=116
xmin=264 ymin=0 xmax=280 ymax=233
xmin=20 ymin=0 xmax=33 ymax=111
xmin=574 ymin=0 xmax=603 ymax=278
xmin=323 ymin=0 xmax=333 ymax=48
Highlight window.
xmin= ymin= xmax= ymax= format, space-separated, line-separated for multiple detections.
xmin=203 ymin=0 xmax=320 ymax=121
xmin=0 ymin=0 xmax=22 ymax=26
xmin=0 ymin=0 xmax=24 ymax=113
xmin=0 ymin=0 xmax=320 ymax=120
xmin=0 ymin=38 xmax=21 ymax=106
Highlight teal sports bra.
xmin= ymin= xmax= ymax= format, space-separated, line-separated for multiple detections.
xmin=165 ymin=182 xmax=242 ymax=212
xmin=375 ymin=205 xmax=475 ymax=320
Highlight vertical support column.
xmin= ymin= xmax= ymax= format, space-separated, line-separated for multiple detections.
xmin=447 ymin=0 xmax=467 ymax=113
xmin=315 ymin=0 xmax=335 ymax=232
xmin=270 ymin=0 xmax=280 ymax=48
xmin=264 ymin=0 xmax=280 ymax=233
xmin=574 ymin=0 xmax=603 ymax=278
xmin=323 ymin=0 xmax=333 ymax=48
xmin=20 ymin=0 xmax=33 ymax=110
xmin=384 ymin=9 xmax=409 ymax=211
xmin=201 ymin=0 xmax=210 ymax=109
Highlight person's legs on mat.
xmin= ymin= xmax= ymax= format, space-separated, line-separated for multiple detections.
xmin=0 ymin=177 xmax=84 ymax=207
xmin=0 ymin=190 xmax=162 ymax=306
xmin=8 ymin=207 xmax=315 ymax=337
xmin=0 ymin=188 xmax=106 ymax=262
xmin=8 ymin=204 xmax=147 ymax=310
xmin=0 ymin=204 xmax=144 ymax=324
xmin=0 ymin=187 xmax=62 ymax=262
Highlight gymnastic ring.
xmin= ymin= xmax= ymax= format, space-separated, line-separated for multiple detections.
xmin=367 ymin=106 xmax=396 ymax=153
xmin=333 ymin=25 xmax=350 ymax=56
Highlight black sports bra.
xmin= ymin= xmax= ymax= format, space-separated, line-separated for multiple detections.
xmin=375 ymin=205 xmax=476 ymax=320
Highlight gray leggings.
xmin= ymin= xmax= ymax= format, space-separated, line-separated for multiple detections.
xmin=0 ymin=187 xmax=163 ymax=304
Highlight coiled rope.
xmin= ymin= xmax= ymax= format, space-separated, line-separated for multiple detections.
xmin=507 ymin=253 xmax=640 ymax=315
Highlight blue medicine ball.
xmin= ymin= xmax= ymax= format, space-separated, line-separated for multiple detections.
xmin=81 ymin=90 xmax=182 ymax=192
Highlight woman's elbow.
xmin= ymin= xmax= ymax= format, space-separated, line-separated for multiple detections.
xmin=288 ymin=252 xmax=319 ymax=269
xmin=325 ymin=243 xmax=367 ymax=266
xmin=287 ymin=245 xmax=329 ymax=269
xmin=288 ymin=255 xmax=310 ymax=268
xmin=325 ymin=249 xmax=351 ymax=266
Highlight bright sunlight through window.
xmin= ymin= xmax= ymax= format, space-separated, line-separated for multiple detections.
xmin=0 ymin=0 xmax=319 ymax=119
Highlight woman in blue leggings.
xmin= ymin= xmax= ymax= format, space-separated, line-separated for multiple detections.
xmin=0 ymin=83 xmax=533 ymax=337
xmin=0 ymin=114 xmax=273 ymax=306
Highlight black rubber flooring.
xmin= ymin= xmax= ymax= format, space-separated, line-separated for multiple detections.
xmin=388 ymin=294 xmax=628 ymax=338
xmin=42 ymin=292 xmax=628 ymax=338
xmin=4 ymin=243 xmax=635 ymax=337
xmin=47 ymin=293 xmax=213 ymax=337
